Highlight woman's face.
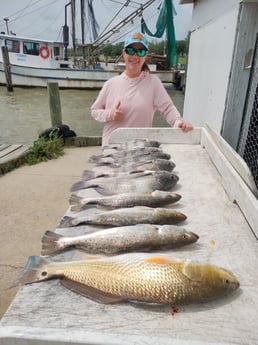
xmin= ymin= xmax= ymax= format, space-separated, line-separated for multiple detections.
xmin=122 ymin=43 xmax=148 ymax=77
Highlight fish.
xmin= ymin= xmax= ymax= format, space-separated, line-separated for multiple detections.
xmin=99 ymin=147 xmax=163 ymax=160
xmin=70 ymin=171 xmax=179 ymax=194
xmin=16 ymin=253 xmax=240 ymax=306
xmin=89 ymin=151 xmax=171 ymax=166
xmin=82 ymin=161 xmax=176 ymax=180
xmin=111 ymin=158 xmax=176 ymax=172
xmin=103 ymin=146 xmax=162 ymax=156
xmin=104 ymin=139 xmax=161 ymax=150
xmin=69 ymin=190 xmax=181 ymax=212
xmin=41 ymin=225 xmax=199 ymax=255
xmin=86 ymin=158 xmax=176 ymax=173
xmin=59 ymin=206 xmax=187 ymax=227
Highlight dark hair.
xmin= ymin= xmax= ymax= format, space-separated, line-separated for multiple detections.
xmin=142 ymin=62 xmax=150 ymax=72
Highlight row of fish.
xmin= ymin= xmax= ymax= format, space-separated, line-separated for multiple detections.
xmin=17 ymin=139 xmax=240 ymax=309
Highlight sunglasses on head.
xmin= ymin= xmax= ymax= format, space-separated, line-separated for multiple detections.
xmin=125 ymin=47 xmax=147 ymax=57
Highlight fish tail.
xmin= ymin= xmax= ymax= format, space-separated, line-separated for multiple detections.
xmin=69 ymin=194 xmax=85 ymax=212
xmin=58 ymin=215 xmax=76 ymax=228
xmin=82 ymin=170 xmax=99 ymax=180
xmin=88 ymin=154 xmax=99 ymax=163
xmin=70 ymin=180 xmax=89 ymax=192
xmin=14 ymin=256 xmax=51 ymax=286
xmin=41 ymin=230 xmax=64 ymax=256
xmin=88 ymin=154 xmax=106 ymax=164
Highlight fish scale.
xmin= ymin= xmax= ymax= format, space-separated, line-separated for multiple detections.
xmin=16 ymin=254 xmax=240 ymax=306
xmin=58 ymin=259 xmax=203 ymax=304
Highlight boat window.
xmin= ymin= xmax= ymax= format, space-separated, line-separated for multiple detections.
xmin=5 ymin=39 xmax=20 ymax=53
xmin=23 ymin=41 xmax=39 ymax=55
xmin=53 ymin=46 xmax=60 ymax=56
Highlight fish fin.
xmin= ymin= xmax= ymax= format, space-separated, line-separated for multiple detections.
xmin=95 ymin=186 xmax=114 ymax=195
xmin=82 ymin=170 xmax=99 ymax=180
xmin=133 ymin=159 xmax=153 ymax=167
xmin=146 ymin=256 xmax=176 ymax=265
xmin=70 ymin=205 xmax=83 ymax=212
xmin=128 ymin=171 xmax=153 ymax=179
xmin=128 ymin=169 xmax=145 ymax=174
xmin=41 ymin=230 xmax=64 ymax=256
xmin=14 ymin=256 xmax=51 ymax=286
xmin=69 ymin=194 xmax=83 ymax=205
xmin=70 ymin=180 xmax=88 ymax=192
xmin=127 ymin=170 xmax=150 ymax=177
xmin=58 ymin=215 xmax=75 ymax=228
xmin=88 ymin=154 xmax=101 ymax=163
xmin=84 ymin=255 xmax=104 ymax=260
xmin=61 ymin=278 xmax=125 ymax=304
xmin=69 ymin=194 xmax=85 ymax=212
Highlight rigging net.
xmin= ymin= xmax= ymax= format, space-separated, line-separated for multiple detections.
xmin=141 ymin=0 xmax=177 ymax=68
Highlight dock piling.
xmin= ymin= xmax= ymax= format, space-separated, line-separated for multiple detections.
xmin=47 ymin=82 xmax=63 ymax=127
xmin=1 ymin=46 xmax=13 ymax=92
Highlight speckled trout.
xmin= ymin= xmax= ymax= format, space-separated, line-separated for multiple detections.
xmin=69 ymin=190 xmax=181 ymax=212
xmin=41 ymin=225 xmax=199 ymax=255
xmin=70 ymin=170 xmax=179 ymax=193
xmin=16 ymin=253 xmax=240 ymax=305
xmin=59 ymin=206 xmax=187 ymax=228
xmin=89 ymin=151 xmax=171 ymax=166
xmin=87 ymin=158 xmax=176 ymax=172
xmin=104 ymin=139 xmax=161 ymax=150
xmin=101 ymin=146 xmax=163 ymax=159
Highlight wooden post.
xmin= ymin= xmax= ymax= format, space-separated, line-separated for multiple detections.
xmin=1 ymin=46 xmax=13 ymax=92
xmin=47 ymin=82 xmax=62 ymax=127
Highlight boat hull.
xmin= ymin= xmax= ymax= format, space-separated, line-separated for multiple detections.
xmin=0 ymin=62 xmax=175 ymax=89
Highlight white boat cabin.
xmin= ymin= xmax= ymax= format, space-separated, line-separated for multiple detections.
xmin=0 ymin=33 xmax=72 ymax=69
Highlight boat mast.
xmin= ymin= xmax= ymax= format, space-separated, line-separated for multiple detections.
xmin=71 ymin=0 xmax=76 ymax=65
xmin=81 ymin=0 xmax=86 ymax=67
xmin=63 ymin=2 xmax=71 ymax=61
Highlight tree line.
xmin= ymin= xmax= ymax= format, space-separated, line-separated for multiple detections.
xmin=100 ymin=34 xmax=190 ymax=58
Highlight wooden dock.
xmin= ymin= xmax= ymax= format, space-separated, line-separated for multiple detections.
xmin=0 ymin=144 xmax=29 ymax=175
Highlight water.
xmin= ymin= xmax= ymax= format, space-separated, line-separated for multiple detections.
xmin=0 ymin=86 xmax=184 ymax=146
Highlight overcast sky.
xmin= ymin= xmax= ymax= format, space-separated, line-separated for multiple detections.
xmin=0 ymin=0 xmax=193 ymax=44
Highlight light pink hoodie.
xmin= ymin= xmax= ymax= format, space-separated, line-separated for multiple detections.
xmin=91 ymin=71 xmax=182 ymax=146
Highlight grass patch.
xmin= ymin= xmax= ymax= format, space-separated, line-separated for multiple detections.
xmin=25 ymin=131 xmax=64 ymax=165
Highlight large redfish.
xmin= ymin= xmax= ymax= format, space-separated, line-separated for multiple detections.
xmin=16 ymin=254 xmax=240 ymax=306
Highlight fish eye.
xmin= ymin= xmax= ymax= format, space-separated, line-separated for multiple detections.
xmin=224 ymin=279 xmax=230 ymax=284
xmin=41 ymin=271 xmax=47 ymax=277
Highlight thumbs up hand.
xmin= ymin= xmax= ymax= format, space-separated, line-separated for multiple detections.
xmin=110 ymin=101 xmax=123 ymax=121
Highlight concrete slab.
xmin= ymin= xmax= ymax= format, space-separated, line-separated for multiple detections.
xmin=0 ymin=129 xmax=257 ymax=345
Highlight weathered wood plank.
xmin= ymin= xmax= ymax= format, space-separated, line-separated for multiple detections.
xmin=0 ymin=144 xmax=29 ymax=174
xmin=0 ymin=144 xmax=23 ymax=159
xmin=0 ymin=144 xmax=11 ymax=152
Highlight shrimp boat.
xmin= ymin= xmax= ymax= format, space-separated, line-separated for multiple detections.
xmin=0 ymin=0 xmax=179 ymax=89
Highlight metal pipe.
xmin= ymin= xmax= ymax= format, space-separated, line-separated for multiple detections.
xmin=3 ymin=17 xmax=9 ymax=35
xmin=64 ymin=2 xmax=71 ymax=61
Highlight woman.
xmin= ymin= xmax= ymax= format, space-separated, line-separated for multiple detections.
xmin=91 ymin=31 xmax=193 ymax=147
